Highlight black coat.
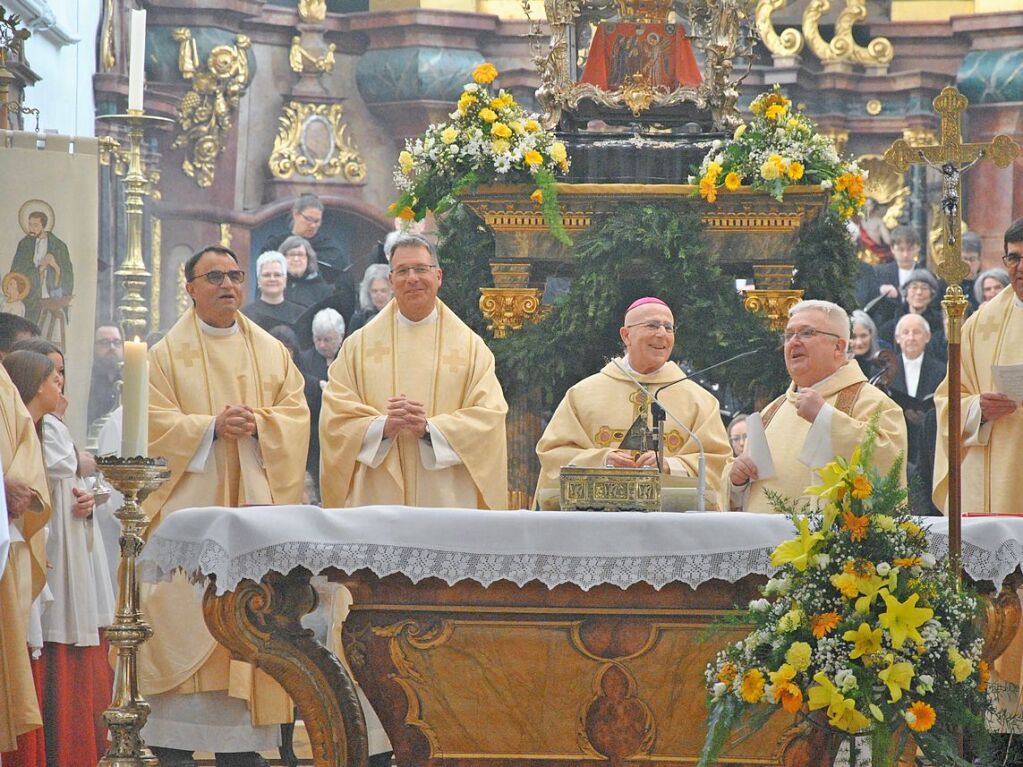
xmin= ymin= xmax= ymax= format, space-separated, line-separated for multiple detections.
xmin=888 ymin=350 xmax=946 ymax=484
xmin=296 ymin=346 xmax=334 ymax=479
xmin=285 ymin=272 xmax=332 ymax=309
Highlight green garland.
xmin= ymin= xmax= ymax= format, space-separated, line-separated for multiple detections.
xmin=437 ymin=200 xmax=858 ymax=409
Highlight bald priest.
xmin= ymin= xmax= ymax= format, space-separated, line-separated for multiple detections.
xmin=535 ymin=297 xmax=732 ymax=501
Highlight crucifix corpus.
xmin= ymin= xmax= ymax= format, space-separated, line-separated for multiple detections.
xmin=884 ymin=85 xmax=1020 ymax=576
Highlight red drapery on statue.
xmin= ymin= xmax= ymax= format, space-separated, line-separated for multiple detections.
xmin=580 ymin=21 xmax=702 ymax=90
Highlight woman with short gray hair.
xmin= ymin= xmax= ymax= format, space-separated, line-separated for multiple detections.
xmin=348 ymin=263 xmax=393 ymax=333
xmin=240 ymin=251 xmax=305 ymax=333
xmin=975 ymin=267 xmax=1010 ymax=306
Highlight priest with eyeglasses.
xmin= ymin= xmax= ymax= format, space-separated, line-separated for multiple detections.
xmin=534 ymin=297 xmax=731 ymax=502
xmin=140 ymin=245 xmax=309 ymax=767
xmin=722 ymin=299 xmax=906 ymax=513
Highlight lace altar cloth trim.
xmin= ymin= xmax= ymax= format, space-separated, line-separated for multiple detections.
xmin=136 ymin=505 xmax=1023 ymax=595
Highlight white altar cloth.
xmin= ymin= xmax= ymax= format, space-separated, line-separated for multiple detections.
xmin=137 ymin=506 xmax=1023 ymax=595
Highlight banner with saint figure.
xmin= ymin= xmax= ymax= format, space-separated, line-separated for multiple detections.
xmin=1 ymin=132 xmax=100 ymax=443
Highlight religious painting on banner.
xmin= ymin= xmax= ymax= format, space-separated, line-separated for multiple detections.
xmin=1 ymin=132 xmax=99 ymax=444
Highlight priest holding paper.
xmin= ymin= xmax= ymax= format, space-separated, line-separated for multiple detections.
xmin=724 ymin=300 xmax=906 ymax=513
xmin=0 ymin=364 xmax=50 ymax=758
xmin=141 ymin=245 xmax=309 ymax=767
xmin=535 ymin=297 xmax=731 ymax=501
xmin=319 ymin=232 xmax=508 ymax=510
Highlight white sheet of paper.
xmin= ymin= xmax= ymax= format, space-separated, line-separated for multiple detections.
xmin=745 ymin=412 xmax=776 ymax=480
xmin=993 ymin=363 xmax=1023 ymax=402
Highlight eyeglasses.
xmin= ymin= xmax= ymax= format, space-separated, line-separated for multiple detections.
xmin=286 ymin=251 xmax=308 ymax=259
xmin=298 ymin=211 xmax=322 ymax=226
xmin=391 ymin=265 xmax=437 ymax=279
xmin=1003 ymin=253 xmax=1022 ymax=268
xmin=190 ymin=269 xmax=245 ymax=285
xmin=625 ymin=321 xmax=677 ymax=334
xmin=95 ymin=338 xmax=123 ymax=348
xmin=781 ymin=328 xmax=841 ymax=344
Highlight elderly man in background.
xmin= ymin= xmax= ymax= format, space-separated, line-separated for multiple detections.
xmin=724 ymin=300 xmax=907 ymax=513
xmin=298 ymin=308 xmax=345 ymax=497
xmin=535 ymin=297 xmax=731 ymax=502
xmin=141 ymin=245 xmax=309 ymax=767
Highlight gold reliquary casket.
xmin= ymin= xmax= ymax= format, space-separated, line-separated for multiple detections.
xmin=550 ymin=466 xmax=708 ymax=512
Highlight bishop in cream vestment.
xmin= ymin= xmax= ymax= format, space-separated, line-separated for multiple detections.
xmin=0 ymin=365 xmax=50 ymax=753
xmin=535 ymin=359 xmax=732 ymax=499
xmin=140 ymin=306 xmax=309 ymax=752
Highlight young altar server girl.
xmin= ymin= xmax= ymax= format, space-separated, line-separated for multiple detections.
xmin=8 ymin=340 xmax=116 ymax=766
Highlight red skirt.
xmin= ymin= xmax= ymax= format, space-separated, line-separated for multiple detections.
xmin=40 ymin=641 xmax=114 ymax=767
xmin=0 ymin=652 xmax=46 ymax=767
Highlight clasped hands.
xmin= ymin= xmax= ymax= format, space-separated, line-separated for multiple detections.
xmin=215 ymin=404 xmax=258 ymax=440
xmin=605 ymin=449 xmax=667 ymax=472
xmin=383 ymin=394 xmax=428 ymax=440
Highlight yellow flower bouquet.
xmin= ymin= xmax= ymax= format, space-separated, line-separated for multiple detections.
xmin=698 ymin=426 xmax=990 ymax=767
xmin=391 ymin=62 xmax=571 ymax=244
xmin=690 ymin=85 xmax=867 ymax=220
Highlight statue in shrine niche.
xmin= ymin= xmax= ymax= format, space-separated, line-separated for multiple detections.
xmin=579 ymin=0 xmax=701 ymax=90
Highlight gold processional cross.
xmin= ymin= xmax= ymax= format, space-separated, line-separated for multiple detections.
xmin=884 ymin=85 xmax=1019 ymax=575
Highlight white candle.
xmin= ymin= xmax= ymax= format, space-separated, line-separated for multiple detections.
xmin=121 ymin=338 xmax=149 ymax=457
xmin=128 ymin=9 xmax=147 ymax=112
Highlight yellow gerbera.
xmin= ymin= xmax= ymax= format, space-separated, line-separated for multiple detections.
xmin=906 ymin=700 xmax=936 ymax=732
xmin=472 ymin=62 xmax=498 ymax=84
xmin=523 ymin=150 xmax=544 ymax=166
xmin=740 ymin=669 xmax=765 ymax=703
xmin=724 ymin=171 xmax=742 ymax=191
xmin=787 ymin=161 xmax=804 ymax=181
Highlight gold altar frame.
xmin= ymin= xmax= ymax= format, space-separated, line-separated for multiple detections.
xmin=534 ymin=0 xmax=759 ymax=129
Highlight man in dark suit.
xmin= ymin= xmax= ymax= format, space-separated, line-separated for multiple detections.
xmin=889 ymin=313 xmax=945 ymax=514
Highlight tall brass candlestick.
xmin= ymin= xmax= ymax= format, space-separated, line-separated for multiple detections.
xmin=97 ymin=111 xmax=172 ymax=341
xmin=95 ymin=456 xmax=170 ymax=767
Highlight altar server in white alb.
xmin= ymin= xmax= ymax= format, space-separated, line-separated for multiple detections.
xmin=140 ymin=245 xmax=309 ymax=767
xmin=535 ymin=296 xmax=732 ymax=500
xmin=723 ymin=300 xmax=907 ymax=512
xmin=319 ymin=231 xmax=508 ymax=510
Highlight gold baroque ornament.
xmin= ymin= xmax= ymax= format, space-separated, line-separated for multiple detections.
xmin=620 ymin=73 xmax=657 ymax=116
xmin=802 ymin=0 xmax=893 ymax=67
xmin=289 ymin=36 xmax=336 ymax=74
xmin=171 ymin=28 xmax=252 ymax=188
xmin=755 ymin=0 xmax=804 ymax=58
xmin=742 ymin=288 xmax=803 ymax=331
xmin=532 ymin=0 xmax=759 ymax=130
xmin=478 ymin=287 xmax=544 ymax=338
xmin=269 ymin=101 xmax=367 ymax=182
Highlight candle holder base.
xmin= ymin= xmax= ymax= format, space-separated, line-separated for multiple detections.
xmin=95 ymin=456 xmax=171 ymax=767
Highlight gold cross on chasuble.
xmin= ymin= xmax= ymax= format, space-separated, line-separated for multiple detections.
xmin=366 ymin=342 xmax=389 ymax=366
xmin=177 ymin=343 xmax=203 ymax=367
xmin=593 ymin=390 xmax=653 ymax=447
xmin=441 ymin=348 xmax=466 ymax=375
xmin=262 ymin=374 xmax=282 ymax=401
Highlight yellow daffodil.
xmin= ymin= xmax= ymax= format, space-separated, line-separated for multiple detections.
xmin=398 ymin=150 xmax=414 ymax=175
xmin=550 ymin=141 xmax=568 ymax=164
xmin=843 ymin=622 xmax=882 ymax=660
xmin=878 ymin=590 xmax=933 ymax=650
xmin=724 ymin=171 xmax=741 ymax=191
xmin=440 ymin=126 xmax=459 ymax=145
xmin=786 ymin=642 xmax=812 ymax=673
xmin=473 ymin=62 xmax=498 ymax=84
xmin=479 ymin=108 xmax=498 ymax=123
xmin=524 ymin=118 xmax=540 ymax=132
xmin=878 ymin=654 xmax=914 ymax=702
xmin=524 ymin=149 xmax=544 ymax=166
xmin=740 ymin=668 xmax=765 ymax=703
xmin=491 ymin=122 xmax=512 ymax=138
xmin=699 ymin=174 xmax=718 ymax=203
xmin=771 ymin=516 xmax=823 ymax=572
xmin=769 ymin=663 xmax=797 ymax=687
xmin=530 ymin=189 xmax=543 ymax=205
xmin=787 ymin=161 xmax=804 ymax=181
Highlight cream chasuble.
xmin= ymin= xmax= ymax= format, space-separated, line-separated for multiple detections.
xmin=535 ymin=359 xmax=731 ymax=499
xmin=722 ymin=362 xmax=907 ymax=514
xmin=139 ymin=308 xmax=308 ymax=734
xmin=0 ymin=366 xmax=50 ymax=752
xmin=932 ymin=287 xmax=1023 ymax=694
xmin=319 ymin=300 xmax=508 ymax=510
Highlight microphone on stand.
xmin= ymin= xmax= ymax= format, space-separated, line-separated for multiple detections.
xmin=611 ymin=359 xmax=709 ymax=512
xmin=652 ymin=346 xmax=769 ymax=401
